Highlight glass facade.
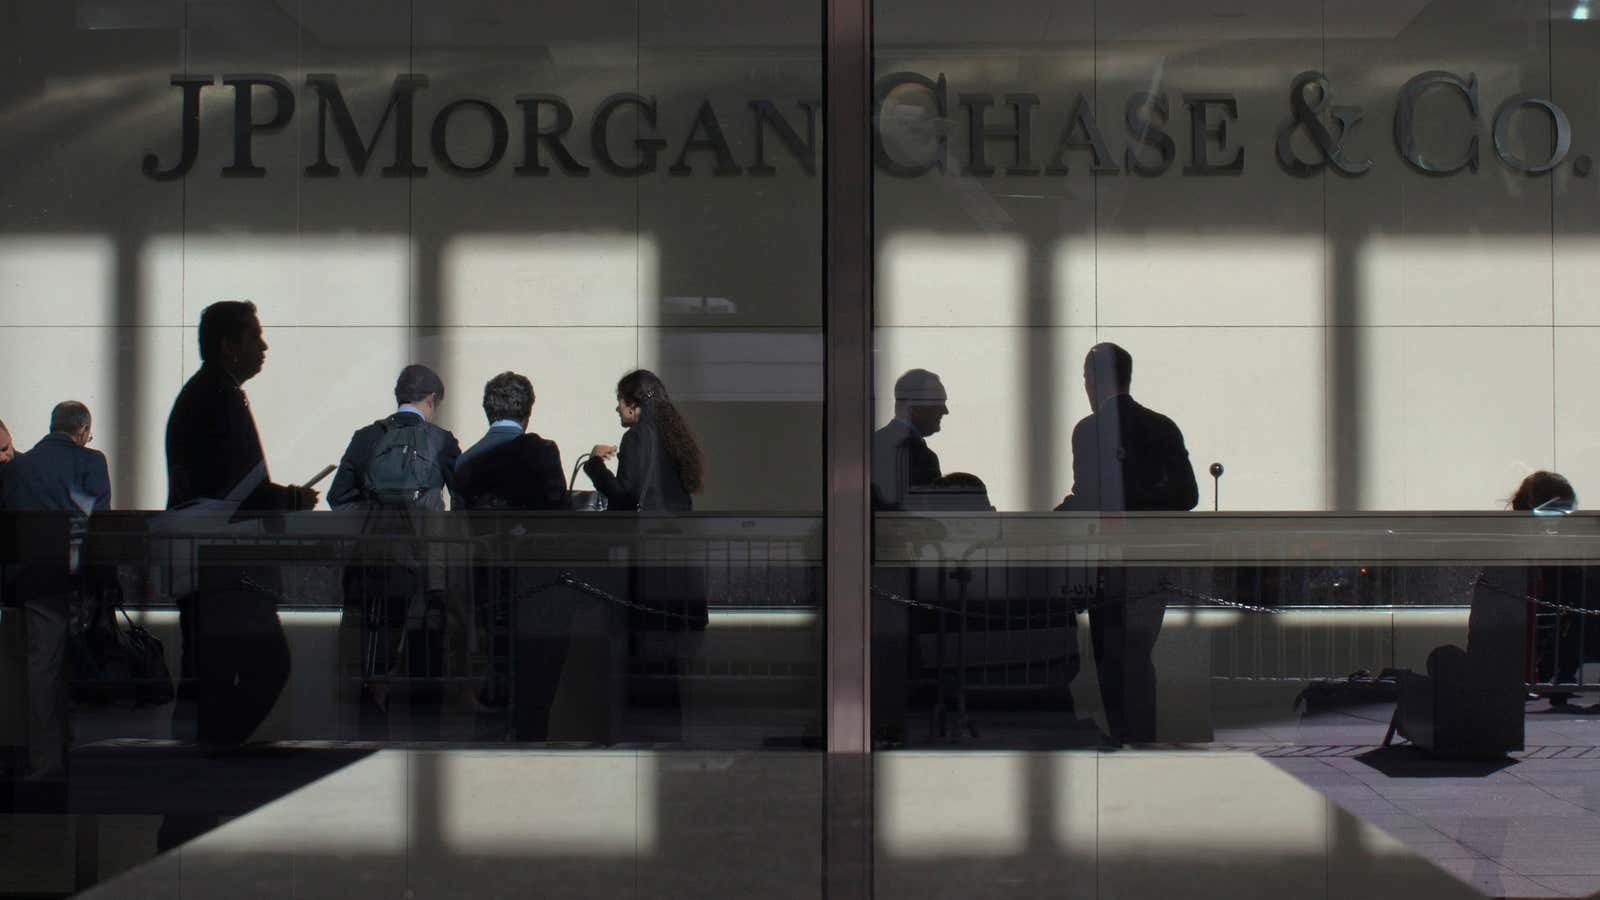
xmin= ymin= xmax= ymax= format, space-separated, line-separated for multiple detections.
xmin=5 ymin=1 xmax=1600 ymax=897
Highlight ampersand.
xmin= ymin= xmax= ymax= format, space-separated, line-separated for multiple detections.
xmin=1276 ymin=71 xmax=1372 ymax=176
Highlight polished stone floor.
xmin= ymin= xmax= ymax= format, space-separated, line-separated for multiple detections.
xmin=8 ymin=701 xmax=1600 ymax=899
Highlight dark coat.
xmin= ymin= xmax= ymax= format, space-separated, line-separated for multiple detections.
xmin=2 ymin=432 xmax=114 ymax=597
xmin=455 ymin=426 xmax=567 ymax=511
xmin=871 ymin=419 xmax=942 ymax=510
xmin=1 ymin=432 xmax=111 ymax=517
xmin=327 ymin=411 xmax=462 ymax=511
xmin=1056 ymin=394 xmax=1198 ymax=512
xmin=165 ymin=363 xmax=298 ymax=511
xmin=583 ymin=418 xmax=691 ymax=512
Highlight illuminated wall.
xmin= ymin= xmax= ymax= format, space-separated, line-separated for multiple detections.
xmin=3 ymin=1 xmax=1598 ymax=513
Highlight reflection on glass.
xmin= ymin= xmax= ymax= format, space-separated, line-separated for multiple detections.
xmin=2 ymin=0 xmax=827 ymax=889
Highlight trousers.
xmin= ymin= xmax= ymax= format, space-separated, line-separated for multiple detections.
xmin=174 ymin=586 xmax=290 ymax=746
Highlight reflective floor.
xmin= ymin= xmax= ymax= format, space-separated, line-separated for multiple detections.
xmin=13 ymin=704 xmax=1600 ymax=899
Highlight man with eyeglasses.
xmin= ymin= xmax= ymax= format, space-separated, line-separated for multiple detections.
xmin=1 ymin=401 xmax=111 ymax=790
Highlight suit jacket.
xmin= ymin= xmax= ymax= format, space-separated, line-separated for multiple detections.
xmin=871 ymin=419 xmax=942 ymax=511
xmin=584 ymin=418 xmax=691 ymax=512
xmin=327 ymin=410 xmax=462 ymax=510
xmin=1056 ymin=394 xmax=1197 ymax=512
xmin=456 ymin=425 xmax=566 ymax=511
xmin=1 ymin=432 xmax=111 ymax=518
xmin=2 ymin=433 xmax=113 ymax=597
xmin=165 ymin=363 xmax=298 ymax=511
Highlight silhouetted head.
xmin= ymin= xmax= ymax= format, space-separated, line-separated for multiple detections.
xmin=395 ymin=364 xmax=446 ymax=420
xmin=614 ymin=369 xmax=667 ymax=428
xmin=613 ymin=369 xmax=705 ymax=494
xmin=482 ymin=371 xmax=534 ymax=427
xmin=0 ymin=418 xmax=12 ymax=464
xmin=198 ymin=300 xmax=267 ymax=384
xmin=1083 ymin=342 xmax=1133 ymax=413
xmin=1510 ymin=470 xmax=1576 ymax=514
xmin=893 ymin=369 xmax=948 ymax=437
xmin=49 ymin=401 xmax=92 ymax=447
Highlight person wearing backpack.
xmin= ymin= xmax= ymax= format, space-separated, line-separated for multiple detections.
xmin=328 ymin=365 xmax=463 ymax=735
xmin=328 ymin=364 xmax=461 ymax=513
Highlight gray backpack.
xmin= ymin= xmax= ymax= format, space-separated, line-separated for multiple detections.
xmin=362 ymin=417 xmax=444 ymax=509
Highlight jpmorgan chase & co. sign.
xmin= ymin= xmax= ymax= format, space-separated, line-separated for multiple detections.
xmin=140 ymin=70 xmax=1586 ymax=181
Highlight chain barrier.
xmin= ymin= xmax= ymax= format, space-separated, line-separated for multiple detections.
xmin=1158 ymin=581 xmax=1282 ymax=614
xmin=873 ymin=572 xmax=1600 ymax=619
xmin=1471 ymin=573 xmax=1596 ymax=616
xmin=252 ymin=568 xmax=1594 ymax=620
xmin=245 ymin=570 xmax=709 ymax=624
xmin=868 ymin=576 xmax=1220 ymax=623
xmin=516 ymin=571 xmax=707 ymax=624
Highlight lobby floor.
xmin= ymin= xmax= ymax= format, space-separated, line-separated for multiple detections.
xmin=8 ymin=702 xmax=1600 ymax=899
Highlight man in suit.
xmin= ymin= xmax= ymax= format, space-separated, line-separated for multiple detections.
xmin=455 ymin=371 xmax=565 ymax=511
xmin=1058 ymin=342 xmax=1197 ymax=744
xmin=456 ymin=372 xmax=569 ymax=738
xmin=2 ymin=401 xmax=111 ymax=783
xmin=329 ymin=364 xmax=463 ymax=732
xmin=327 ymin=363 xmax=462 ymax=512
xmin=869 ymin=369 xmax=949 ymax=746
xmin=872 ymin=369 xmax=947 ymax=511
xmin=164 ymin=300 xmax=317 ymax=750
xmin=3 ymin=403 xmax=110 ymax=516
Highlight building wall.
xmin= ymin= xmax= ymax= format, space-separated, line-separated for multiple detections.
xmin=2 ymin=1 xmax=1597 ymax=513
xmin=0 ymin=0 xmax=825 ymax=512
xmin=874 ymin=0 xmax=1599 ymax=513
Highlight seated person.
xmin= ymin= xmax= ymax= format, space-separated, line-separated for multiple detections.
xmin=1454 ymin=471 xmax=1577 ymax=698
xmin=930 ymin=472 xmax=995 ymax=511
xmin=1396 ymin=471 xmax=1574 ymax=757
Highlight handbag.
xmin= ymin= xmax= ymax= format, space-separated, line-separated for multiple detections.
xmin=567 ymin=454 xmax=609 ymax=512
xmin=68 ymin=592 xmax=175 ymax=708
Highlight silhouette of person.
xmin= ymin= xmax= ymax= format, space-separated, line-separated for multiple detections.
xmin=1058 ymin=342 xmax=1197 ymax=744
xmin=456 ymin=372 xmax=566 ymax=511
xmin=872 ymin=369 xmax=947 ymax=510
xmin=159 ymin=301 xmax=316 ymax=851
xmin=870 ymin=369 xmax=950 ymax=745
xmin=585 ymin=369 xmax=703 ymax=513
xmin=1399 ymin=471 xmax=1576 ymax=756
xmin=1509 ymin=472 xmax=1586 ymax=708
xmin=328 ymin=364 xmax=464 ymax=735
xmin=327 ymin=364 xmax=462 ymax=512
xmin=1 ymin=401 xmax=111 ymax=787
xmin=456 ymin=372 xmax=570 ymax=739
xmin=164 ymin=301 xmax=317 ymax=749
xmin=585 ymin=370 xmax=707 ymax=741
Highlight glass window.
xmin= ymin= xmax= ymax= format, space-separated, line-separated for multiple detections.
xmin=0 ymin=1 xmax=825 ymax=891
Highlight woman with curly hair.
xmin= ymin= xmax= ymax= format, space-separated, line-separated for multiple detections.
xmin=584 ymin=369 xmax=704 ymax=511
xmin=585 ymin=370 xmax=708 ymax=740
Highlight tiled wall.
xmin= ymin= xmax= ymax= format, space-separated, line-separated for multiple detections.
xmin=0 ymin=0 xmax=824 ymax=512
xmin=874 ymin=0 xmax=1596 ymax=512
xmin=2 ymin=1 xmax=1597 ymax=513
